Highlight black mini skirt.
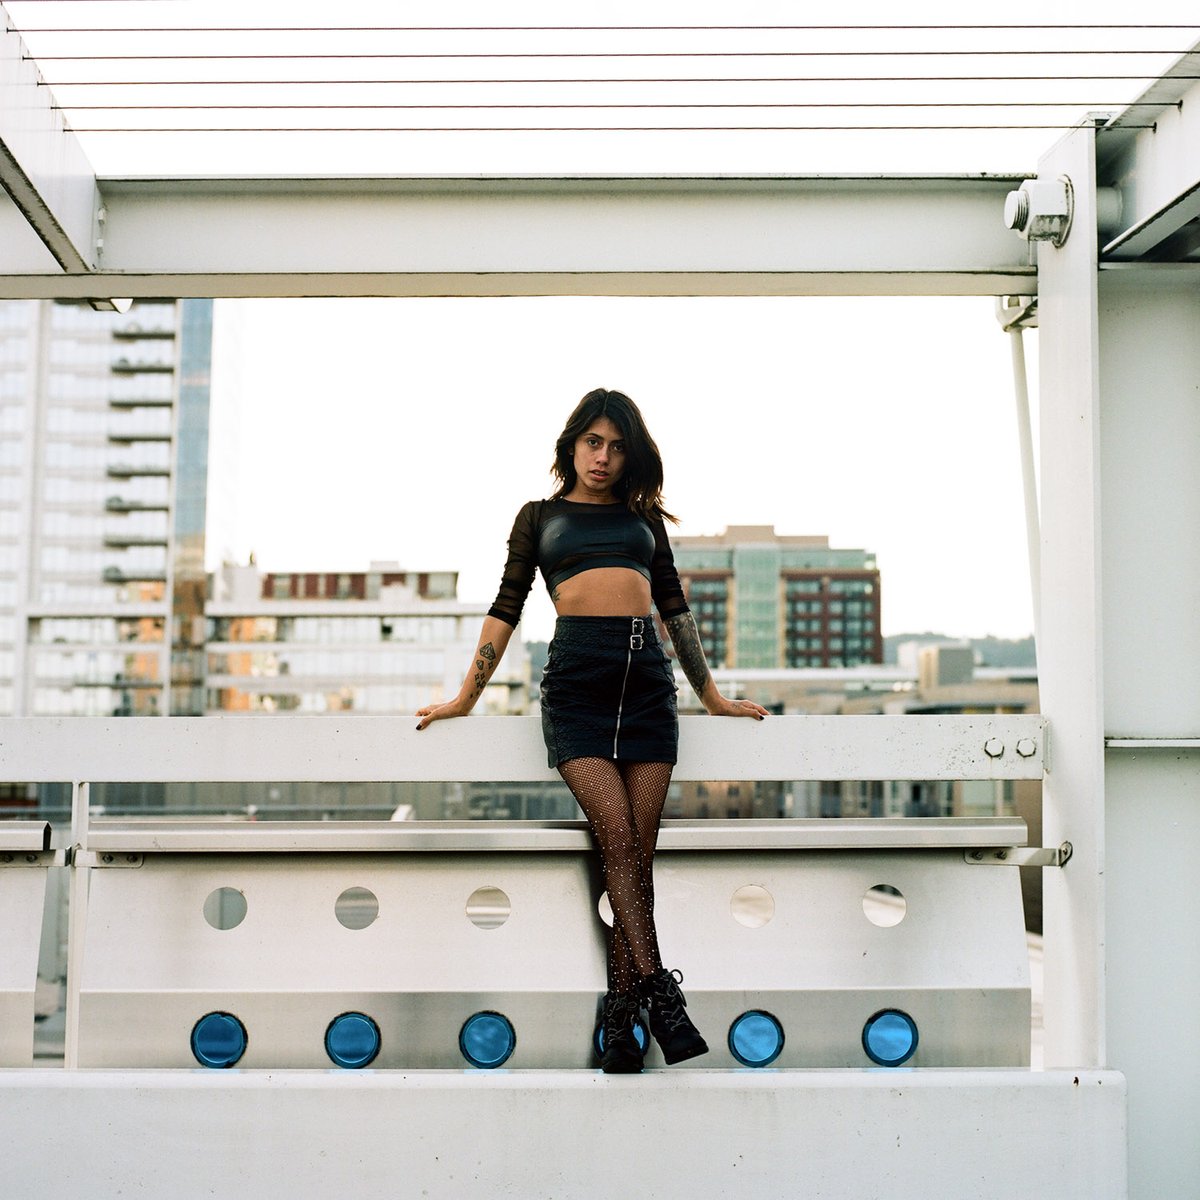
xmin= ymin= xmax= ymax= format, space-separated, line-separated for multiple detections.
xmin=540 ymin=615 xmax=679 ymax=768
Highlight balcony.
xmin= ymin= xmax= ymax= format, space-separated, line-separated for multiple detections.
xmin=102 ymin=534 xmax=169 ymax=549
xmin=112 ymin=324 xmax=176 ymax=341
xmin=107 ymin=432 xmax=171 ymax=446
xmin=108 ymin=396 xmax=173 ymax=409
xmin=106 ymin=465 xmax=170 ymax=479
xmin=110 ymin=358 xmax=174 ymax=375
xmin=105 ymin=496 xmax=169 ymax=513
xmin=71 ymin=674 xmax=161 ymax=689
xmin=102 ymin=566 xmax=167 ymax=584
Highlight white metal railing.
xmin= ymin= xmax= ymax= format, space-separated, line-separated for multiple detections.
xmin=0 ymin=713 xmax=1046 ymax=784
xmin=0 ymin=713 xmax=1048 ymax=1073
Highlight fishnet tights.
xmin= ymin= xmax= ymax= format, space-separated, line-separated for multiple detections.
xmin=558 ymin=757 xmax=674 ymax=995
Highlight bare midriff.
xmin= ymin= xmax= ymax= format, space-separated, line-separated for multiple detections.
xmin=552 ymin=567 xmax=652 ymax=617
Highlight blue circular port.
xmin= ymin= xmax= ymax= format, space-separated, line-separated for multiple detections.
xmin=593 ymin=1016 xmax=649 ymax=1059
xmin=728 ymin=1010 xmax=785 ymax=1068
xmin=325 ymin=1012 xmax=381 ymax=1069
xmin=190 ymin=1011 xmax=247 ymax=1069
xmin=862 ymin=1009 xmax=919 ymax=1067
xmin=459 ymin=1011 xmax=516 ymax=1069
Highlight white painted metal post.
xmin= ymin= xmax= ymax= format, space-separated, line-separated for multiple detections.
xmin=1033 ymin=124 xmax=1107 ymax=1069
xmin=63 ymin=780 xmax=90 ymax=1069
xmin=1098 ymin=271 xmax=1200 ymax=1198
xmin=1002 ymin=314 xmax=1042 ymax=647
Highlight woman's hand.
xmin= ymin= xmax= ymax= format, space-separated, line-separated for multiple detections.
xmin=415 ymin=697 xmax=472 ymax=730
xmin=704 ymin=693 xmax=770 ymax=720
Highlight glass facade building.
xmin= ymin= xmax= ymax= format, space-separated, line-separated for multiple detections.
xmin=670 ymin=526 xmax=883 ymax=669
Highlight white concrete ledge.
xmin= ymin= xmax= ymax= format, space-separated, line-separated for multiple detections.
xmin=0 ymin=1068 xmax=1125 ymax=1199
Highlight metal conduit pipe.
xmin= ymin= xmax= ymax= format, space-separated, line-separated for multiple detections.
xmin=996 ymin=296 xmax=1042 ymax=647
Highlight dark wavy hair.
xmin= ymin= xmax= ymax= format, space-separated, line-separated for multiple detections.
xmin=550 ymin=388 xmax=677 ymax=523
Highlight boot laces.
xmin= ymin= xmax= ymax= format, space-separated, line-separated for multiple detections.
xmin=603 ymin=992 xmax=640 ymax=1041
xmin=647 ymin=969 xmax=690 ymax=1033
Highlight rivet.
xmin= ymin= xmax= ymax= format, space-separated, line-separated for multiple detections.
xmin=1016 ymin=738 xmax=1037 ymax=758
xmin=101 ymin=853 xmax=114 ymax=864
xmin=984 ymin=738 xmax=1005 ymax=758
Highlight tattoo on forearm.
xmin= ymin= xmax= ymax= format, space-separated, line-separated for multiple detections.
xmin=467 ymin=640 xmax=499 ymax=702
xmin=666 ymin=612 xmax=712 ymax=698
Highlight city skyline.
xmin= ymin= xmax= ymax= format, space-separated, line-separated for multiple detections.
xmin=208 ymin=293 xmax=1041 ymax=644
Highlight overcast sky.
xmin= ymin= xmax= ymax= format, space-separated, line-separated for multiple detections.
xmin=208 ymin=294 xmax=1041 ymax=642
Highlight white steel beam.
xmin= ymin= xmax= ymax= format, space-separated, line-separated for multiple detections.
xmin=1098 ymin=45 xmax=1200 ymax=261
xmin=1034 ymin=124 xmax=1107 ymax=1072
xmin=79 ymin=816 xmax=1028 ymax=854
xmin=1098 ymin=272 xmax=1200 ymax=1198
xmin=0 ymin=12 xmax=100 ymax=273
xmin=0 ymin=713 xmax=1046 ymax=784
xmin=0 ymin=175 xmax=1034 ymax=299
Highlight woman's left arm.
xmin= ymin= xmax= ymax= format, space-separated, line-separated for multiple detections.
xmin=664 ymin=611 xmax=769 ymax=720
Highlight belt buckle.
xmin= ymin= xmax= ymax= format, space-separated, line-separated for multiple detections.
xmin=630 ymin=617 xmax=644 ymax=650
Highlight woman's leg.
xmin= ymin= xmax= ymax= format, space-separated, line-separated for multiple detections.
xmin=558 ymin=756 xmax=662 ymax=993
xmin=606 ymin=761 xmax=673 ymax=991
xmin=619 ymin=762 xmax=708 ymax=1065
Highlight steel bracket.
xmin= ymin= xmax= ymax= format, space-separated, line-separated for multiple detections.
xmin=965 ymin=841 xmax=1073 ymax=868
xmin=0 ymin=849 xmax=60 ymax=867
xmin=74 ymin=849 xmax=144 ymax=869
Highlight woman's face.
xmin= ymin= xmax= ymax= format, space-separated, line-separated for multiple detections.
xmin=571 ymin=416 xmax=626 ymax=499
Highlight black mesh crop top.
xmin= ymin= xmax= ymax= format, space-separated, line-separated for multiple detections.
xmin=488 ymin=498 xmax=690 ymax=627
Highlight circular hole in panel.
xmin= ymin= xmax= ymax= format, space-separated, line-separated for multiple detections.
xmin=202 ymin=887 xmax=247 ymax=931
xmin=597 ymin=892 xmax=614 ymax=928
xmin=335 ymin=886 xmax=379 ymax=930
xmin=862 ymin=1009 xmax=919 ymax=1067
xmin=862 ymin=884 xmax=907 ymax=927
xmin=190 ymin=1011 xmax=248 ymax=1069
xmin=728 ymin=1010 xmax=785 ymax=1068
xmin=593 ymin=1017 xmax=649 ymax=1060
xmin=459 ymin=1011 xmax=516 ymax=1069
xmin=325 ymin=1012 xmax=381 ymax=1069
xmin=730 ymin=884 xmax=775 ymax=928
xmin=466 ymin=886 xmax=511 ymax=930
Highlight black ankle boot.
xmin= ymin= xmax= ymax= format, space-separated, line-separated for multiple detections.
xmin=598 ymin=991 xmax=644 ymax=1074
xmin=639 ymin=968 xmax=709 ymax=1065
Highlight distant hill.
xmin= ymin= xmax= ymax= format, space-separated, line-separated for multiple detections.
xmin=884 ymin=632 xmax=1037 ymax=669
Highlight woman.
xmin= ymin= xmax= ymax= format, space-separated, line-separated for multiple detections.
xmin=416 ymin=388 xmax=767 ymax=1073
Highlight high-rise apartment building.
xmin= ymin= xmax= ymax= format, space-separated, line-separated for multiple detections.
xmin=0 ymin=298 xmax=213 ymax=718
xmin=670 ymin=525 xmax=883 ymax=668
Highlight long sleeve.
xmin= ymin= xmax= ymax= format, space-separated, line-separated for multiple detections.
xmin=487 ymin=501 xmax=541 ymax=627
xmin=649 ymin=517 xmax=690 ymax=619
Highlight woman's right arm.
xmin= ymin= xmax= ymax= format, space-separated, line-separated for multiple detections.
xmin=415 ymin=615 xmax=516 ymax=730
xmin=416 ymin=501 xmax=537 ymax=729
